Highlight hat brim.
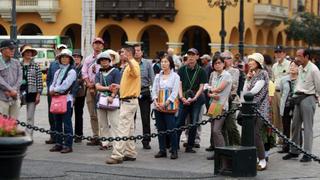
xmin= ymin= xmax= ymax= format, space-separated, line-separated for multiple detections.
xmin=57 ymin=54 xmax=74 ymax=64
xmin=93 ymin=40 xmax=104 ymax=45
xmin=187 ymin=51 xmax=197 ymax=55
xmin=97 ymin=58 xmax=111 ymax=64
xmin=22 ymin=49 xmax=38 ymax=57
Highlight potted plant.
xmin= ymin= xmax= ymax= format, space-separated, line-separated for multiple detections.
xmin=0 ymin=115 xmax=33 ymax=180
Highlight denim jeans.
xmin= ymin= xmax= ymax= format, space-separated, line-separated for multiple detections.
xmin=177 ymin=95 xmax=205 ymax=149
xmin=154 ymin=110 xmax=178 ymax=153
xmin=54 ymin=101 xmax=73 ymax=148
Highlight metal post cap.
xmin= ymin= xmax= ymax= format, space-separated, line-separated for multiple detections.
xmin=244 ymin=92 xmax=254 ymax=102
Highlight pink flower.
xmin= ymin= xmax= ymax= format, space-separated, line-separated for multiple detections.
xmin=0 ymin=115 xmax=17 ymax=137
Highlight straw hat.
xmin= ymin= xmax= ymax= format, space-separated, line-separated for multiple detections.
xmin=20 ymin=45 xmax=37 ymax=57
xmin=105 ymin=49 xmax=120 ymax=64
xmin=57 ymin=49 xmax=74 ymax=64
xmin=96 ymin=51 xmax=112 ymax=64
xmin=248 ymin=53 xmax=264 ymax=68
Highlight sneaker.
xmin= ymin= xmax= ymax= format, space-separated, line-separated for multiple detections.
xmin=170 ymin=152 xmax=178 ymax=159
xmin=49 ymin=145 xmax=62 ymax=152
xmin=300 ymin=155 xmax=312 ymax=162
xmin=194 ymin=144 xmax=200 ymax=148
xmin=154 ymin=151 xmax=167 ymax=158
xmin=60 ymin=147 xmax=73 ymax=154
xmin=282 ymin=153 xmax=299 ymax=160
xmin=185 ymin=148 xmax=196 ymax=153
xmin=86 ymin=139 xmax=100 ymax=146
xmin=74 ymin=138 xmax=82 ymax=143
xmin=123 ymin=156 xmax=136 ymax=161
xmin=106 ymin=158 xmax=123 ymax=164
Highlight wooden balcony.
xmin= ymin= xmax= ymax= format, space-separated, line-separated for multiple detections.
xmin=96 ymin=0 xmax=178 ymax=22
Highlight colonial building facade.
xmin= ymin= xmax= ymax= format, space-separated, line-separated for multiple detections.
xmin=0 ymin=0 xmax=319 ymax=57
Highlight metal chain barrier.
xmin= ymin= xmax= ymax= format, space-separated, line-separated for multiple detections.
xmin=254 ymin=108 xmax=320 ymax=163
xmin=17 ymin=108 xmax=239 ymax=143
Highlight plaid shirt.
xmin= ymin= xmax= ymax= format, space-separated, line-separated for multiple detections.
xmin=21 ymin=61 xmax=43 ymax=94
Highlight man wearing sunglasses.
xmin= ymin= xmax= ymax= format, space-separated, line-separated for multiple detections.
xmin=0 ymin=40 xmax=22 ymax=119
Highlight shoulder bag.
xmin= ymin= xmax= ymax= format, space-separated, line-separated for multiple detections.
xmin=97 ymin=68 xmax=120 ymax=110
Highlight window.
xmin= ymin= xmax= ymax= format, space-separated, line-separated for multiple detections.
xmin=37 ymin=51 xmax=45 ymax=58
xmin=47 ymin=50 xmax=55 ymax=59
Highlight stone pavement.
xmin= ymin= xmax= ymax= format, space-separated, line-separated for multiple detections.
xmin=18 ymin=96 xmax=320 ymax=179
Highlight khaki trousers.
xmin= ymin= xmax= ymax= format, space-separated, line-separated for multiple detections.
xmin=86 ymin=90 xmax=99 ymax=136
xmin=0 ymin=100 xmax=19 ymax=119
xmin=97 ymin=108 xmax=119 ymax=147
xmin=25 ymin=102 xmax=36 ymax=138
xmin=111 ymin=99 xmax=138 ymax=160
xmin=271 ymin=91 xmax=282 ymax=131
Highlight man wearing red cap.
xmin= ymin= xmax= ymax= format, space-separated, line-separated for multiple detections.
xmin=82 ymin=37 xmax=104 ymax=145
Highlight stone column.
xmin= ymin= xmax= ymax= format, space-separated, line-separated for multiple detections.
xmin=81 ymin=0 xmax=96 ymax=58
xmin=166 ymin=42 xmax=184 ymax=55
xmin=125 ymin=41 xmax=143 ymax=45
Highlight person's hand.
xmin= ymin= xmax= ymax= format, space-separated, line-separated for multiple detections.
xmin=154 ymin=100 xmax=164 ymax=111
xmin=49 ymin=90 xmax=55 ymax=96
xmin=189 ymin=97 xmax=197 ymax=103
xmin=212 ymin=94 xmax=220 ymax=101
xmin=209 ymin=93 xmax=219 ymax=100
xmin=181 ymin=97 xmax=190 ymax=106
xmin=107 ymin=96 xmax=114 ymax=104
xmin=35 ymin=93 xmax=40 ymax=105
xmin=10 ymin=90 xmax=18 ymax=98
xmin=247 ymin=70 xmax=255 ymax=79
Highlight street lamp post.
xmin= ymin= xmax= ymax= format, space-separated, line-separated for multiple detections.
xmin=10 ymin=0 xmax=19 ymax=58
xmin=238 ymin=0 xmax=244 ymax=59
xmin=207 ymin=0 xmax=238 ymax=52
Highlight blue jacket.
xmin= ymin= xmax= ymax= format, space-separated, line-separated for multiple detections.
xmin=46 ymin=60 xmax=60 ymax=93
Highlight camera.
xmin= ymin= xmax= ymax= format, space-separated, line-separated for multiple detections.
xmin=185 ymin=89 xmax=195 ymax=99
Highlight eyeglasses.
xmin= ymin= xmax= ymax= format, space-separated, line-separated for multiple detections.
xmin=214 ymin=61 xmax=223 ymax=65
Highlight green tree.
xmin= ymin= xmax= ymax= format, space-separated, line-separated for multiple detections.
xmin=285 ymin=12 xmax=320 ymax=48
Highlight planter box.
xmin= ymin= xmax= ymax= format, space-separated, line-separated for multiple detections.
xmin=0 ymin=136 xmax=33 ymax=180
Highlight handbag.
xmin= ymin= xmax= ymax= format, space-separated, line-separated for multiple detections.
xmin=157 ymin=88 xmax=179 ymax=113
xmin=207 ymin=101 xmax=223 ymax=117
xmin=50 ymin=95 xmax=67 ymax=114
xmin=97 ymin=68 xmax=120 ymax=110
xmin=20 ymin=90 xmax=27 ymax=106
xmin=97 ymin=93 xmax=120 ymax=110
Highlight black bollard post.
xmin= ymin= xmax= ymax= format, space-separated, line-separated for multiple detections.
xmin=241 ymin=93 xmax=255 ymax=146
xmin=214 ymin=92 xmax=257 ymax=177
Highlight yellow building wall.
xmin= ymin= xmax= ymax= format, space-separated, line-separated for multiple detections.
xmin=0 ymin=0 xmax=318 ymax=57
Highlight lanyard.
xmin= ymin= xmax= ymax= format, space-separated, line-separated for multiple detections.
xmin=185 ymin=65 xmax=199 ymax=90
xmin=213 ymin=72 xmax=223 ymax=88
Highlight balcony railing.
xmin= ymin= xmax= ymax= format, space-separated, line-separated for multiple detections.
xmin=0 ymin=0 xmax=60 ymax=23
xmin=96 ymin=0 xmax=178 ymax=22
xmin=254 ymin=3 xmax=289 ymax=27
xmin=18 ymin=0 xmax=38 ymax=6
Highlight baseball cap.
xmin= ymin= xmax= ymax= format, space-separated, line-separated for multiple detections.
xmin=274 ymin=45 xmax=284 ymax=52
xmin=187 ymin=48 xmax=199 ymax=55
xmin=92 ymin=37 xmax=104 ymax=45
xmin=200 ymin=54 xmax=211 ymax=60
xmin=57 ymin=44 xmax=67 ymax=49
xmin=0 ymin=40 xmax=16 ymax=50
